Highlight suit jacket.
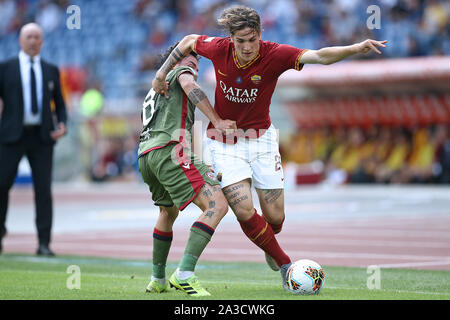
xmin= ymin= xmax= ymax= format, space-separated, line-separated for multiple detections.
xmin=0 ymin=57 xmax=67 ymax=144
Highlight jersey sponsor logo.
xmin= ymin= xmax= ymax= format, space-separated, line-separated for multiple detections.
xmin=250 ymin=74 xmax=262 ymax=85
xmin=219 ymin=80 xmax=258 ymax=104
xmin=203 ymin=37 xmax=215 ymax=42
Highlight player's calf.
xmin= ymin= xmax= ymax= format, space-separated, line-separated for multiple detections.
xmin=239 ymin=208 xmax=291 ymax=268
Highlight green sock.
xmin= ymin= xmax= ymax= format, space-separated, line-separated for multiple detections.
xmin=152 ymin=228 xmax=173 ymax=279
xmin=178 ymin=222 xmax=214 ymax=272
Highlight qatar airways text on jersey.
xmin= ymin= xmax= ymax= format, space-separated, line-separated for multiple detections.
xmin=219 ymin=80 xmax=258 ymax=104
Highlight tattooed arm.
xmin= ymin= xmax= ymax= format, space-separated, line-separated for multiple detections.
xmin=152 ymin=34 xmax=200 ymax=98
xmin=178 ymin=72 xmax=236 ymax=134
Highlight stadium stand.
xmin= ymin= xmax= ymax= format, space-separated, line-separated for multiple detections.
xmin=0 ymin=0 xmax=449 ymax=184
xmin=278 ymin=56 xmax=450 ymax=185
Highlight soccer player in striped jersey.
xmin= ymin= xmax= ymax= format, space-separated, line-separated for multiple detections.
xmin=152 ymin=6 xmax=387 ymax=289
xmin=138 ymin=43 xmax=236 ymax=296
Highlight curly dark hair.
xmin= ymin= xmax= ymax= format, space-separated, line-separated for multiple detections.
xmin=157 ymin=41 xmax=199 ymax=69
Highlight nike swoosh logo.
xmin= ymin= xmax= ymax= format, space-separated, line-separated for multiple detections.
xmin=218 ymin=69 xmax=227 ymax=77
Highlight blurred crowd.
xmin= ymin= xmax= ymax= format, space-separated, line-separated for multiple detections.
xmin=1 ymin=0 xmax=449 ymax=76
xmin=1 ymin=0 xmax=449 ymax=184
xmin=282 ymin=125 xmax=450 ymax=184
xmin=0 ymin=0 xmax=68 ymax=36
xmin=135 ymin=0 xmax=450 ymax=70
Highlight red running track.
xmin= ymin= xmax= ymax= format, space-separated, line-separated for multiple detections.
xmin=2 ymin=184 xmax=450 ymax=271
xmin=3 ymin=215 xmax=450 ymax=270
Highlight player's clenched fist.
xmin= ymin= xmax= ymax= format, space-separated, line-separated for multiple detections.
xmin=214 ymin=119 xmax=237 ymax=136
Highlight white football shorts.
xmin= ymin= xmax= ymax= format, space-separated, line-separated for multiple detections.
xmin=202 ymin=124 xmax=284 ymax=189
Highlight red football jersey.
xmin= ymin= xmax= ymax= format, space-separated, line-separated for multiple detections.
xmin=195 ymin=35 xmax=306 ymax=143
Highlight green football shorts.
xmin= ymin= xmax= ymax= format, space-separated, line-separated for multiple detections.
xmin=138 ymin=142 xmax=219 ymax=210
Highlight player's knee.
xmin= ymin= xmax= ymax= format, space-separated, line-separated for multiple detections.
xmin=264 ymin=213 xmax=285 ymax=234
xmin=270 ymin=214 xmax=285 ymax=226
xmin=159 ymin=206 xmax=179 ymax=222
xmin=233 ymin=205 xmax=256 ymax=221
xmin=215 ymin=199 xmax=229 ymax=218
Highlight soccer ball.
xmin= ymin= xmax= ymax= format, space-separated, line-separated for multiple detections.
xmin=285 ymin=259 xmax=325 ymax=295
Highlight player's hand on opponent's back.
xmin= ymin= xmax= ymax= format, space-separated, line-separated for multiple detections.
xmin=214 ymin=119 xmax=237 ymax=135
xmin=152 ymin=76 xmax=170 ymax=99
xmin=356 ymin=39 xmax=387 ymax=55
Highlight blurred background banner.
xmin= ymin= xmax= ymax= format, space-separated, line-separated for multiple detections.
xmin=1 ymin=0 xmax=449 ymax=186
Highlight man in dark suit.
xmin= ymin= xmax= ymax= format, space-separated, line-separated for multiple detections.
xmin=0 ymin=23 xmax=67 ymax=256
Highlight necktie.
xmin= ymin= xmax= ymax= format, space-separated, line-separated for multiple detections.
xmin=30 ymin=58 xmax=38 ymax=115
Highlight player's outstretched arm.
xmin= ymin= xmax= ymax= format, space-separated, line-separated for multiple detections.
xmin=152 ymin=34 xmax=200 ymax=98
xmin=300 ymin=39 xmax=388 ymax=65
xmin=178 ymin=72 xmax=236 ymax=134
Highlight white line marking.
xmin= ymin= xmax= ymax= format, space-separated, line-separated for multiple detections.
xmin=375 ymin=260 xmax=450 ymax=269
xmin=5 ymin=242 xmax=449 ymax=262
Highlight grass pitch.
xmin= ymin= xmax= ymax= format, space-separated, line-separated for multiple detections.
xmin=0 ymin=253 xmax=449 ymax=300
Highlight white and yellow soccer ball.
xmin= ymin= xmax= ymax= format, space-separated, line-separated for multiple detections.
xmin=285 ymin=259 xmax=325 ymax=295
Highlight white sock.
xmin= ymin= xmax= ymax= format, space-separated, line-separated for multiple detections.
xmin=176 ymin=269 xmax=194 ymax=280
xmin=151 ymin=276 xmax=166 ymax=285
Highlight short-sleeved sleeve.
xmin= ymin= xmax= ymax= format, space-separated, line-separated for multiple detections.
xmin=269 ymin=43 xmax=307 ymax=73
xmin=194 ymin=35 xmax=229 ymax=60
xmin=174 ymin=66 xmax=198 ymax=82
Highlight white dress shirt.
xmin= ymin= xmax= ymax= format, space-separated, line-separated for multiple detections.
xmin=19 ymin=50 xmax=43 ymax=125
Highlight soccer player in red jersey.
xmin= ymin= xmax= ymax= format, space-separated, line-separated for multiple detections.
xmin=152 ymin=6 xmax=387 ymax=288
